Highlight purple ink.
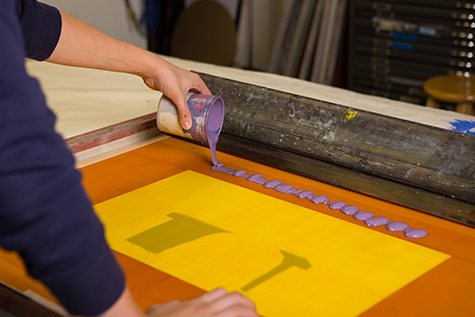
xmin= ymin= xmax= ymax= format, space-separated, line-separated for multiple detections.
xmin=308 ymin=195 xmax=328 ymax=204
xmin=234 ymin=170 xmax=251 ymax=179
xmin=210 ymin=164 xmax=428 ymax=239
xmin=386 ymin=221 xmax=409 ymax=232
xmin=248 ymin=174 xmax=267 ymax=184
xmin=208 ymin=133 xmax=219 ymax=166
xmin=309 ymin=195 xmax=328 ymax=204
xmin=340 ymin=205 xmax=358 ymax=215
xmin=211 ymin=163 xmax=235 ymax=175
xmin=404 ymin=228 xmax=428 ymax=239
xmin=294 ymin=190 xmax=313 ymax=199
xmin=328 ymin=201 xmax=346 ymax=210
xmin=264 ymin=180 xmax=282 ymax=189
xmin=205 ymin=96 xmax=225 ymax=166
xmin=365 ymin=217 xmax=389 ymax=227
xmin=211 ymin=163 xmax=223 ymax=170
xmin=274 ymin=184 xmax=295 ymax=194
xmin=353 ymin=211 xmax=373 ymax=220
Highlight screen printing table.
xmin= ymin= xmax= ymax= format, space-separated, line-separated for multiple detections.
xmin=0 ymin=57 xmax=474 ymax=316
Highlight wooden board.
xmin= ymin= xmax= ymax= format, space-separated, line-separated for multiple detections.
xmin=1 ymin=137 xmax=475 ymax=316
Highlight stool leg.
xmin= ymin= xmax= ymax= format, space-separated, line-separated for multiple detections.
xmin=426 ymin=97 xmax=440 ymax=109
xmin=456 ymin=102 xmax=475 ymax=116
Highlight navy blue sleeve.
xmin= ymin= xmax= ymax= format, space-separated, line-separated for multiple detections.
xmin=0 ymin=1 xmax=125 ymax=316
xmin=17 ymin=0 xmax=62 ymax=60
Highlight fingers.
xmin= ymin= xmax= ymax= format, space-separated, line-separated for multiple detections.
xmin=181 ymin=70 xmax=212 ymax=96
xmin=177 ymin=72 xmax=211 ymax=130
xmin=146 ymin=289 xmax=259 ymax=317
xmin=165 ymin=88 xmax=191 ymax=131
xmin=192 ymin=289 xmax=258 ymax=317
xmin=209 ymin=291 xmax=257 ymax=314
xmin=192 ymin=74 xmax=212 ymax=95
xmin=144 ymin=60 xmax=211 ymax=131
xmin=174 ymin=94 xmax=192 ymax=130
xmin=172 ymin=70 xmax=210 ymax=131
xmin=197 ymin=287 xmax=229 ymax=303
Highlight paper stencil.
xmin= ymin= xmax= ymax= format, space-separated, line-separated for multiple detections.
xmin=94 ymin=170 xmax=450 ymax=317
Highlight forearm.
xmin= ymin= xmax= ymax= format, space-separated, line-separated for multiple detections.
xmin=48 ymin=9 xmax=211 ymax=133
xmin=47 ymin=11 xmax=163 ymax=79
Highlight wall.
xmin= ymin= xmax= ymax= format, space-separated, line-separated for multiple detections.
xmin=40 ymin=0 xmax=287 ymax=71
xmin=41 ymin=0 xmax=146 ymax=49
xmin=235 ymin=0 xmax=287 ymax=71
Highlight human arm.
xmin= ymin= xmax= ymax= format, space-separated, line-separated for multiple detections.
xmin=6 ymin=2 xmax=257 ymax=316
xmin=46 ymin=10 xmax=211 ymax=130
xmin=2 ymin=1 xmax=124 ymax=315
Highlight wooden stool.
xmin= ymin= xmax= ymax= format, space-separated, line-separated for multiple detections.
xmin=423 ymin=74 xmax=475 ymax=116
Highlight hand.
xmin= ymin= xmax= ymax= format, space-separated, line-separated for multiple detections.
xmin=142 ymin=59 xmax=212 ymax=130
xmin=146 ymin=288 xmax=259 ymax=317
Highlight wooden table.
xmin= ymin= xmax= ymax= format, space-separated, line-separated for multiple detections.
xmin=1 ymin=136 xmax=475 ymax=316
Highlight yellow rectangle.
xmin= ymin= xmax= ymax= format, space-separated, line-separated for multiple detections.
xmin=95 ymin=170 xmax=450 ymax=317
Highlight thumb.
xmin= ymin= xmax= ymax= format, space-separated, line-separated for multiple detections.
xmin=180 ymin=109 xmax=192 ymax=130
xmin=171 ymin=93 xmax=192 ymax=130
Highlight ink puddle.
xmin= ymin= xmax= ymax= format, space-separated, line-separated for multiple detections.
xmin=211 ymin=164 xmax=428 ymax=239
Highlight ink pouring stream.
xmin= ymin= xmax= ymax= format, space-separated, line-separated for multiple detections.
xmin=157 ymin=92 xmax=225 ymax=165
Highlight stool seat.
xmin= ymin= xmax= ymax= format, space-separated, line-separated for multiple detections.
xmin=423 ymin=75 xmax=475 ymax=116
